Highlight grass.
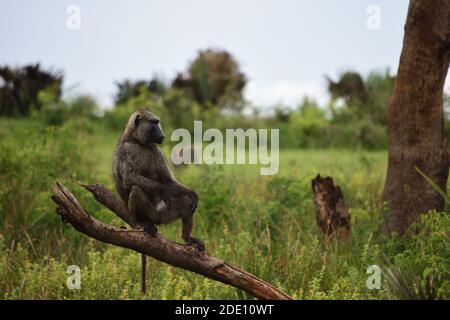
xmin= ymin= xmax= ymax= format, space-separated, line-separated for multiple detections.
xmin=0 ymin=117 xmax=449 ymax=300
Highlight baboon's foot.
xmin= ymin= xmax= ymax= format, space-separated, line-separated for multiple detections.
xmin=143 ymin=224 xmax=158 ymax=237
xmin=185 ymin=237 xmax=205 ymax=251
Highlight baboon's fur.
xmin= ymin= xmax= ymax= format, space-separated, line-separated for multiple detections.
xmin=113 ymin=110 xmax=204 ymax=250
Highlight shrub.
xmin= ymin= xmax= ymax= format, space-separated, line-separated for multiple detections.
xmin=0 ymin=119 xmax=87 ymax=244
xmin=382 ymin=212 xmax=450 ymax=299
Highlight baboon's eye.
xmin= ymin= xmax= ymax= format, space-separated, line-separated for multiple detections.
xmin=150 ymin=119 xmax=160 ymax=125
xmin=134 ymin=115 xmax=140 ymax=126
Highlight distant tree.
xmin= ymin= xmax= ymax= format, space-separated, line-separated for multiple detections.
xmin=172 ymin=49 xmax=247 ymax=110
xmin=326 ymin=70 xmax=395 ymax=124
xmin=114 ymin=77 xmax=167 ymax=105
xmin=0 ymin=64 xmax=63 ymax=116
xmin=326 ymin=71 xmax=368 ymax=105
xmin=382 ymin=0 xmax=450 ymax=234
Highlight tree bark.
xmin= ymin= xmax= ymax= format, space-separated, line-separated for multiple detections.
xmin=383 ymin=0 xmax=450 ymax=234
xmin=51 ymin=182 xmax=292 ymax=300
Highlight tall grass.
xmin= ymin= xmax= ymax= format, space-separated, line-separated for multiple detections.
xmin=0 ymin=117 xmax=448 ymax=299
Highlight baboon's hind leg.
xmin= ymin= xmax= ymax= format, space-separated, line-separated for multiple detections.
xmin=128 ymin=185 xmax=158 ymax=236
xmin=179 ymin=196 xmax=204 ymax=251
xmin=182 ymin=214 xmax=205 ymax=251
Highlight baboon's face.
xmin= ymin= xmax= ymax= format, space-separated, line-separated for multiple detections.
xmin=134 ymin=111 xmax=165 ymax=145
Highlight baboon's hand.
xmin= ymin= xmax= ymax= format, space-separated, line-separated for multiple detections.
xmin=189 ymin=191 xmax=199 ymax=213
xmin=185 ymin=237 xmax=205 ymax=251
xmin=161 ymin=186 xmax=172 ymax=209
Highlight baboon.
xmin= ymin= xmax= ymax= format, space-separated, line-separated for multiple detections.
xmin=113 ymin=109 xmax=204 ymax=251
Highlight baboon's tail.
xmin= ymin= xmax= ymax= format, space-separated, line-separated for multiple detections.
xmin=141 ymin=254 xmax=147 ymax=295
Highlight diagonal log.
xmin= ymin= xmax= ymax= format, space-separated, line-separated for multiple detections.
xmin=51 ymin=182 xmax=292 ymax=300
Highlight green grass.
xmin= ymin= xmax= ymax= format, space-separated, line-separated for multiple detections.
xmin=0 ymin=117 xmax=449 ymax=300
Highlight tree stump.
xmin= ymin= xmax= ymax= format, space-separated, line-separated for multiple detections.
xmin=311 ymin=175 xmax=351 ymax=239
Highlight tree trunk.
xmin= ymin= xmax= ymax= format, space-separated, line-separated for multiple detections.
xmin=383 ymin=0 xmax=450 ymax=234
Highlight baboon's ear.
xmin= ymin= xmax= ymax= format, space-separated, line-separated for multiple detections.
xmin=134 ymin=114 xmax=140 ymax=127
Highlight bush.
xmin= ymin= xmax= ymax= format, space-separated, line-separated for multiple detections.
xmin=382 ymin=212 xmax=450 ymax=299
xmin=0 ymin=119 xmax=88 ymax=244
xmin=104 ymin=92 xmax=166 ymax=131
xmin=37 ymin=102 xmax=71 ymax=126
xmin=326 ymin=117 xmax=387 ymax=150
xmin=69 ymin=95 xmax=99 ymax=118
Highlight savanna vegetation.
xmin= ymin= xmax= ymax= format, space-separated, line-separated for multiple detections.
xmin=0 ymin=47 xmax=449 ymax=299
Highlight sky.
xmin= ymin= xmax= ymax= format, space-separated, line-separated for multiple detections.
xmin=0 ymin=0 xmax=410 ymax=109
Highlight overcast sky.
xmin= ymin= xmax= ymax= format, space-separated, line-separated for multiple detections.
xmin=0 ymin=0 xmax=410 ymax=109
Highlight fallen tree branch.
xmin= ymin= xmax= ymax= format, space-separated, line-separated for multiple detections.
xmin=51 ymin=182 xmax=292 ymax=300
